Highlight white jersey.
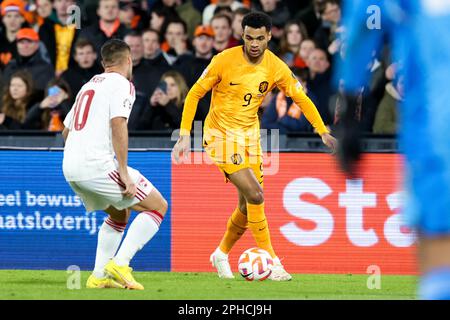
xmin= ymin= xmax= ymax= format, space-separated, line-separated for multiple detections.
xmin=63 ymin=72 xmax=135 ymax=181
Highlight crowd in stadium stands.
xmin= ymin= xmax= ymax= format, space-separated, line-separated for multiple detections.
xmin=0 ymin=0 xmax=400 ymax=134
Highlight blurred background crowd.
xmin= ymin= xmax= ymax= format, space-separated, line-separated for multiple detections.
xmin=0 ymin=0 xmax=400 ymax=134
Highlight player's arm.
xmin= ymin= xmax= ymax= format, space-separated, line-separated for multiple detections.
xmin=62 ymin=127 xmax=69 ymax=143
xmin=173 ymin=55 xmax=222 ymax=163
xmin=61 ymin=102 xmax=75 ymax=144
xmin=335 ymin=1 xmax=387 ymax=175
xmin=110 ymin=83 xmax=136 ymax=198
xmin=276 ymin=63 xmax=337 ymax=153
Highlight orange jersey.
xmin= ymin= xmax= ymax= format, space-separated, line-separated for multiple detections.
xmin=180 ymin=46 xmax=329 ymax=139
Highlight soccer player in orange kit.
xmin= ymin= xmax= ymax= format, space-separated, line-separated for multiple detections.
xmin=172 ymin=12 xmax=337 ymax=281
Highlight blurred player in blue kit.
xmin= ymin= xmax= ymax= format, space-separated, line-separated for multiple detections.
xmin=336 ymin=0 xmax=450 ymax=299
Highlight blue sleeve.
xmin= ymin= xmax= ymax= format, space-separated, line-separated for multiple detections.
xmin=335 ymin=0 xmax=390 ymax=92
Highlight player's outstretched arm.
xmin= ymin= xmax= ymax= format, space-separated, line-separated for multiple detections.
xmin=172 ymin=82 xmax=209 ymax=164
xmin=173 ymin=55 xmax=221 ymax=163
xmin=111 ymin=116 xmax=136 ymax=198
xmin=276 ymin=63 xmax=338 ymax=154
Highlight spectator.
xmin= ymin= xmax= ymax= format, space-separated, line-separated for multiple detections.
xmin=3 ymin=28 xmax=54 ymax=100
xmin=162 ymin=19 xmax=190 ymax=59
xmin=150 ymin=5 xmax=177 ymax=36
xmin=124 ymin=31 xmax=171 ymax=129
xmin=174 ymin=25 xmax=214 ymax=121
xmin=36 ymin=0 xmax=55 ymax=21
xmin=252 ymin=0 xmax=290 ymax=51
xmin=202 ymin=0 xmax=243 ymax=25
xmin=210 ymin=14 xmax=233 ymax=52
xmin=294 ymin=0 xmax=323 ymax=38
xmin=298 ymin=39 xmax=316 ymax=68
xmin=0 ymin=68 xmax=4 ymax=105
xmin=23 ymin=77 xmax=71 ymax=130
xmin=278 ymin=20 xmax=308 ymax=68
xmin=261 ymin=68 xmax=316 ymax=133
xmin=172 ymin=0 xmax=202 ymax=39
xmin=138 ymin=70 xmax=188 ymax=130
xmin=372 ymin=76 xmax=404 ymax=134
xmin=175 ymin=25 xmax=214 ymax=86
xmin=306 ymin=48 xmax=333 ymax=125
xmin=314 ymin=0 xmax=342 ymax=54
xmin=60 ymin=38 xmax=102 ymax=103
xmin=30 ymin=0 xmax=58 ymax=31
xmin=230 ymin=7 xmax=250 ymax=47
xmin=118 ymin=0 xmax=148 ymax=31
xmin=0 ymin=70 xmax=34 ymax=130
xmin=79 ymin=0 xmax=129 ymax=62
xmin=124 ymin=31 xmax=152 ymax=95
xmin=38 ymin=0 xmax=80 ymax=76
xmin=0 ymin=0 xmax=26 ymax=69
xmin=212 ymin=4 xmax=232 ymax=20
xmin=142 ymin=28 xmax=172 ymax=67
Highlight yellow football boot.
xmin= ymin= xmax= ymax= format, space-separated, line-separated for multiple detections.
xmin=86 ymin=274 xmax=125 ymax=289
xmin=104 ymin=260 xmax=144 ymax=290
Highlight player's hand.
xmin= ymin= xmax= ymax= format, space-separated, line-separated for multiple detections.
xmin=172 ymin=135 xmax=190 ymax=164
xmin=118 ymin=169 xmax=137 ymax=198
xmin=321 ymin=132 xmax=338 ymax=155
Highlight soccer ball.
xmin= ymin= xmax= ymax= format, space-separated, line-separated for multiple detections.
xmin=238 ymin=247 xmax=273 ymax=281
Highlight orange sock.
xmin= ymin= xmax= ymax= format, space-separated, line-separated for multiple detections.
xmin=219 ymin=207 xmax=248 ymax=254
xmin=247 ymin=202 xmax=276 ymax=258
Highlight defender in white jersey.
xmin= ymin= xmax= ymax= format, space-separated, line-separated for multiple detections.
xmin=62 ymin=39 xmax=168 ymax=290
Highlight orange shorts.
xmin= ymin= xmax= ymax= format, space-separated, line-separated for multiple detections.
xmin=203 ymin=132 xmax=263 ymax=185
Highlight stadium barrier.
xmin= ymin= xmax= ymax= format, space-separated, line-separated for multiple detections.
xmin=0 ymin=150 xmax=416 ymax=274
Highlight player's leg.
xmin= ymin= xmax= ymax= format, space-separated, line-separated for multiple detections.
xmin=87 ymin=206 xmax=130 ymax=289
xmin=227 ymin=168 xmax=274 ymax=254
xmin=211 ymin=192 xmax=248 ymax=278
xmin=418 ymin=236 xmax=450 ymax=299
xmin=114 ymin=188 xmax=168 ymax=267
xmin=66 ymin=181 xmax=127 ymax=289
xmin=218 ymin=191 xmax=248 ymax=254
xmin=105 ymin=187 xmax=168 ymax=290
xmin=228 ymin=168 xmax=291 ymax=281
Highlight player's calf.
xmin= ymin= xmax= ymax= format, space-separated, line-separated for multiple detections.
xmin=110 ymin=188 xmax=168 ymax=290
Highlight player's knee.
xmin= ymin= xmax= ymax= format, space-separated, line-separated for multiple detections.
xmin=159 ymin=197 xmax=168 ymax=216
xmin=246 ymin=190 xmax=264 ymax=204
xmin=239 ymin=203 xmax=247 ymax=215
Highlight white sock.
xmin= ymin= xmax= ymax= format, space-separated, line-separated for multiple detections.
xmin=216 ymin=247 xmax=228 ymax=258
xmin=93 ymin=218 xmax=126 ymax=278
xmin=114 ymin=211 xmax=163 ymax=267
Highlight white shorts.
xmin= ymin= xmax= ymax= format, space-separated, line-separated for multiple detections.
xmin=68 ymin=167 xmax=154 ymax=213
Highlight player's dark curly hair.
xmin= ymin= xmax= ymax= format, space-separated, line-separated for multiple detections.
xmin=241 ymin=12 xmax=272 ymax=31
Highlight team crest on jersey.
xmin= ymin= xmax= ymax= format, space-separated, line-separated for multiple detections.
xmin=138 ymin=177 xmax=148 ymax=188
xmin=231 ymin=153 xmax=243 ymax=165
xmin=259 ymin=81 xmax=269 ymax=93
xmin=123 ymin=98 xmax=132 ymax=109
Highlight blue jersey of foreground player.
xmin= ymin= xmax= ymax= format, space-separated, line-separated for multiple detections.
xmin=336 ymin=0 xmax=450 ymax=235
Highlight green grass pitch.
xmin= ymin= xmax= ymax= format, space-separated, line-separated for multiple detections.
xmin=0 ymin=270 xmax=416 ymax=300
